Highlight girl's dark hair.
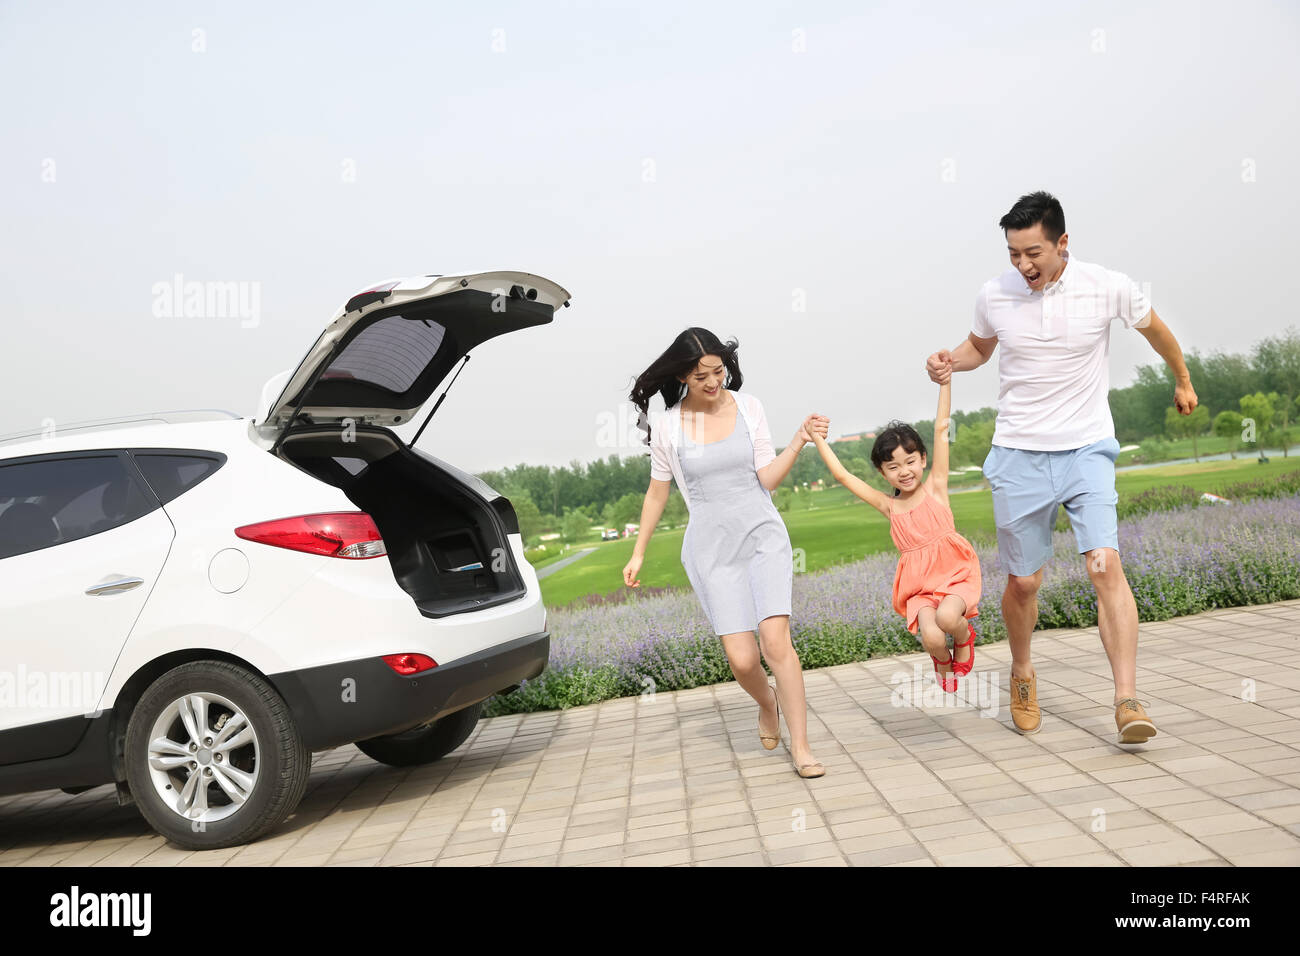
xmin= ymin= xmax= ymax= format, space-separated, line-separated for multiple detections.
xmin=871 ymin=420 xmax=927 ymax=470
xmin=629 ymin=328 xmax=742 ymax=448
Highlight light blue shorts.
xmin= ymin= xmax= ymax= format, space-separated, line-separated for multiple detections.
xmin=982 ymin=436 xmax=1120 ymax=576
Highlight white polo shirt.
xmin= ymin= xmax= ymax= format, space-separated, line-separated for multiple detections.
xmin=971 ymin=252 xmax=1152 ymax=451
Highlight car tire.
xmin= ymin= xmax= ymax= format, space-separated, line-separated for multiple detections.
xmin=354 ymin=701 xmax=483 ymax=767
xmin=124 ymin=660 xmax=312 ymax=850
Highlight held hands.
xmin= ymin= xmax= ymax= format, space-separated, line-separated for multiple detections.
xmin=926 ymin=350 xmax=953 ymax=385
xmin=797 ymin=414 xmax=830 ymax=444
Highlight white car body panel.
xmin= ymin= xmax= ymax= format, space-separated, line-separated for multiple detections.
xmin=1 ymin=507 xmax=174 ymax=731
xmin=37 ymin=418 xmax=550 ymax=715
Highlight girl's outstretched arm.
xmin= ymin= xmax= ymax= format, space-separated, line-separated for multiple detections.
xmin=807 ymin=425 xmax=893 ymax=517
xmin=930 ymin=380 xmax=951 ymax=495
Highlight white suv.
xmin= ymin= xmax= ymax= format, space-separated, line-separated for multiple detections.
xmin=0 ymin=271 xmax=568 ymax=849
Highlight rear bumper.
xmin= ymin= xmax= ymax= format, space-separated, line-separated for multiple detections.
xmin=270 ymin=630 xmax=549 ymax=751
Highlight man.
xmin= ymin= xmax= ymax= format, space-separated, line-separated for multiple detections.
xmin=927 ymin=190 xmax=1198 ymax=745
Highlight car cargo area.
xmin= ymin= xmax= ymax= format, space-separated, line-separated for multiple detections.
xmin=276 ymin=427 xmax=526 ymax=618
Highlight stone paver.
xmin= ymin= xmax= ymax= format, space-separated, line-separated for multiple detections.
xmin=4 ymin=600 xmax=1300 ymax=866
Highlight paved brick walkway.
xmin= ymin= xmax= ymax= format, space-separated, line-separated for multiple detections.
xmin=3 ymin=600 xmax=1299 ymax=866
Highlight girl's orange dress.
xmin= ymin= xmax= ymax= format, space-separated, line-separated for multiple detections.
xmin=888 ymin=487 xmax=982 ymax=636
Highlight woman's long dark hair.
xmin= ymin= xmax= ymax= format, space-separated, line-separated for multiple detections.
xmin=629 ymin=328 xmax=743 ymax=448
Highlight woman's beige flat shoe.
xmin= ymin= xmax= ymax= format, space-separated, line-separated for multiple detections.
xmin=793 ymin=758 xmax=825 ymax=779
xmin=759 ymin=684 xmax=781 ymax=750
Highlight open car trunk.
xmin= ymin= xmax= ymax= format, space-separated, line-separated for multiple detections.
xmin=277 ymin=426 xmax=526 ymax=619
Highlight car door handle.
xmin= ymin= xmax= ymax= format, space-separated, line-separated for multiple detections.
xmin=85 ymin=577 xmax=145 ymax=596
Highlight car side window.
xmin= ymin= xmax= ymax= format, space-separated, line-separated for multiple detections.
xmin=0 ymin=455 xmax=158 ymax=560
xmin=132 ymin=453 xmax=225 ymax=505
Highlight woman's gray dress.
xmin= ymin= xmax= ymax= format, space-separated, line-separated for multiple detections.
xmin=679 ymin=403 xmax=794 ymax=635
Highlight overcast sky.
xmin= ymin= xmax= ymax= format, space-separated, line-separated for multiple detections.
xmin=3 ymin=1 xmax=1297 ymax=473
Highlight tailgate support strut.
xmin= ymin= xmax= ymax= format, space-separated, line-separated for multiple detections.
xmin=409 ymin=353 xmax=471 ymax=450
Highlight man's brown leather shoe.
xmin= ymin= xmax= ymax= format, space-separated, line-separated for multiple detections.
xmin=1009 ymin=671 xmax=1042 ymax=734
xmin=1115 ymin=697 xmax=1157 ymax=744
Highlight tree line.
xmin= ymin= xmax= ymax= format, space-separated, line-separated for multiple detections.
xmin=1111 ymin=327 xmax=1300 ymax=448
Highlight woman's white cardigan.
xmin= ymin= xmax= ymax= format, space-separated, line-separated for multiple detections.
xmin=648 ymin=389 xmax=777 ymax=512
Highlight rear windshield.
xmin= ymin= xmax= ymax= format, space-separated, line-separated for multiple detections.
xmin=321 ymin=315 xmax=448 ymax=394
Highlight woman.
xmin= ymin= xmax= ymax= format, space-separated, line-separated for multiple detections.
xmin=623 ymin=328 xmax=828 ymax=778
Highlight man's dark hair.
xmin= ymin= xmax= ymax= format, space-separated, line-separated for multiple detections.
xmin=998 ymin=191 xmax=1066 ymax=243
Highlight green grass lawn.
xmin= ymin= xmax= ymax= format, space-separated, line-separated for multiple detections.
xmin=536 ymin=456 xmax=1300 ymax=609
xmin=1115 ymin=435 xmax=1295 ymax=466
xmin=523 ymin=546 xmax=571 ymax=571
xmin=1113 ymin=454 xmax=1298 ymax=488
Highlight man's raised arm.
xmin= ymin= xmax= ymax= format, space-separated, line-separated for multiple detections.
xmin=926 ymin=332 xmax=997 ymax=384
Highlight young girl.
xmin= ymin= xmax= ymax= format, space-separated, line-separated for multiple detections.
xmin=808 ymin=380 xmax=982 ymax=692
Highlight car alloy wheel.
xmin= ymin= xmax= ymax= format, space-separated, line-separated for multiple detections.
xmin=125 ymin=660 xmax=310 ymax=849
xmin=146 ymin=691 xmax=260 ymax=824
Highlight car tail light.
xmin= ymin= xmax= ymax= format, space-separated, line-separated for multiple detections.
xmin=235 ymin=512 xmax=387 ymax=559
xmin=383 ymin=653 xmax=438 ymax=675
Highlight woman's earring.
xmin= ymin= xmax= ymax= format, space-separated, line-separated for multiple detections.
xmin=894 ymin=488 xmax=900 ymax=497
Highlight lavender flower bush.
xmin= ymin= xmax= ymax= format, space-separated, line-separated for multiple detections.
xmin=484 ymin=495 xmax=1300 ymax=716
